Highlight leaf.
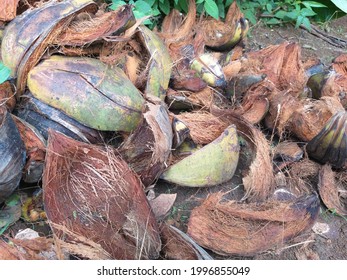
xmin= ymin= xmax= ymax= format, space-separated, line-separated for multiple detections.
xmin=266 ymin=3 xmax=272 ymax=12
xmin=159 ymin=0 xmax=170 ymax=15
xmin=301 ymin=7 xmax=317 ymax=17
xmin=109 ymin=0 xmax=127 ymax=10
xmin=178 ymin=0 xmax=188 ymax=13
xmin=285 ymin=10 xmax=300 ymax=20
xmin=302 ymin=1 xmax=327 ymax=8
xmin=145 ymin=0 xmax=156 ymax=5
xmin=135 ymin=0 xmax=152 ymax=15
xmin=244 ymin=9 xmax=257 ymax=24
xmin=204 ymin=0 xmax=219 ymax=19
xmin=331 ymin=0 xmax=347 ymax=13
xmin=295 ymin=15 xmax=305 ymax=28
xmin=266 ymin=18 xmax=282 ymax=24
xmin=0 ymin=62 xmax=11 ymax=84
xmin=275 ymin=10 xmax=288 ymax=19
xmin=302 ymin=16 xmax=311 ymax=30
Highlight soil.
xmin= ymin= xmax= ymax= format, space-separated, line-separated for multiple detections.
xmin=3 ymin=16 xmax=347 ymax=260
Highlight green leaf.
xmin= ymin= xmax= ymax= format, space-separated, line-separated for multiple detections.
xmin=159 ymin=0 xmax=170 ymax=15
xmin=244 ymin=9 xmax=257 ymax=24
xmin=331 ymin=0 xmax=347 ymax=13
xmin=285 ymin=10 xmax=300 ymax=20
xmin=109 ymin=0 xmax=127 ymax=11
xmin=204 ymin=0 xmax=219 ymax=19
xmin=0 ymin=62 xmax=11 ymax=84
xmin=178 ymin=0 xmax=188 ymax=13
xmin=302 ymin=1 xmax=327 ymax=8
xmin=266 ymin=3 xmax=272 ymax=12
xmin=266 ymin=18 xmax=282 ymax=24
xmin=226 ymin=0 xmax=234 ymax=7
xmin=217 ymin=1 xmax=225 ymax=19
xmin=135 ymin=0 xmax=153 ymax=15
xmin=302 ymin=16 xmax=311 ymax=30
xmin=196 ymin=0 xmax=204 ymax=4
xmin=144 ymin=0 xmax=156 ymax=6
xmin=275 ymin=10 xmax=288 ymax=19
xmin=301 ymin=7 xmax=317 ymax=17
xmin=295 ymin=15 xmax=305 ymax=28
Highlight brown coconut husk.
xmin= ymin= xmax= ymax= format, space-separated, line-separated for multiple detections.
xmin=160 ymin=0 xmax=196 ymax=46
xmin=288 ymin=96 xmax=344 ymax=141
xmin=273 ymin=141 xmax=303 ymax=171
xmin=318 ymin=164 xmax=347 ymax=216
xmin=160 ymin=223 xmax=212 ymax=260
xmin=211 ymin=107 xmax=275 ymax=201
xmin=187 ymin=191 xmax=319 ymax=256
xmin=332 ymin=54 xmax=347 ymax=75
xmin=0 ymin=81 xmax=16 ymax=111
xmin=120 ymin=100 xmax=172 ymax=187
xmin=54 ymin=6 xmax=135 ymax=46
xmin=148 ymin=193 xmax=177 ymax=221
xmin=223 ymin=60 xmax=242 ymax=80
xmin=175 ymin=111 xmax=228 ymax=145
xmin=43 ymin=130 xmax=161 ymax=260
xmin=320 ymin=73 xmax=347 ymax=109
xmin=0 ymin=0 xmax=19 ymax=21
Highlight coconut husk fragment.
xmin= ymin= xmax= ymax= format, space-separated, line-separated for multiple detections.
xmin=332 ymin=54 xmax=347 ymax=76
xmin=187 ymin=192 xmax=319 ymax=256
xmin=43 ymin=130 xmax=161 ymax=260
xmin=0 ymin=81 xmax=16 ymax=111
xmin=175 ymin=111 xmax=228 ymax=145
xmin=211 ymin=108 xmax=275 ymax=201
xmin=54 ymin=5 xmax=135 ymax=46
xmin=273 ymin=141 xmax=303 ymax=171
xmin=160 ymin=223 xmax=213 ymax=260
xmin=320 ymin=73 xmax=347 ymax=109
xmin=318 ymin=164 xmax=347 ymax=216
xmin=0 ymin=0 xmax=19 ymax=21
xmin=120 ymin=100 xmax=172 ymax=187
xmin=12 ymin=115 xmax=46 ymax=183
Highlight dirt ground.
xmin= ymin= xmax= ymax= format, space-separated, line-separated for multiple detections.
xmin=4 ymin=16 xmax=347 ymax=260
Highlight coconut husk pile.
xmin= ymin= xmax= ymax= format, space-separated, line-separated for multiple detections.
xmin=1 ymin=0 xmax=347 ymax=260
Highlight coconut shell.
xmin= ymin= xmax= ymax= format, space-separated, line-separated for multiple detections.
xmin=1 ymin=0 xmax=98 ymax=95
xmin=15 ymin=93 xmax=103 ymax=144
xmin=187 ymin=192 xmax=319 ymax=256
xmin=138 ymin=26 xmax=172 ymax=100
xmin=0 ymin=108 xmax=26 ymax=203
xmin=332 ymin=54 xmax=347 ymax=76
xmin=318 ymin=164 xmax=347 ymax=216
xmin=27 ymin=55 xmax=145 ymax=132
xmin=43 ymin=130 xmax=161 ymax=259
xmin=119 ymin=101 xmax=172 ymax=187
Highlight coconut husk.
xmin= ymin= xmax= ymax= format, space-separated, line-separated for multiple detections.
xmin=43 ymin=130 xmax=161 ymax=260
xmin=12 ymin=115 xmax=46 ymax=183
xmin=187 ymin=192 xmax=319 ymax=256
xmin=288 ymin=96 xmax=344 ymax=141
xmin=119 ymin=100 xmax=172 ymax=187
xmin=239 ymin=96 xmax=269 ymax=124
xmin=320 ymin=73 xmax=347 ymax=109
xmin=54 ymin=5 xmax=135 ymax=46
xmin=225 ymin=1 xmax=244 ymax=24
xmin=160 ymin=0 xmax=196 ymax=46
xmin=0 ymin=236 xmax=55 ymax=260
xmin=273 ymin=141 xmax=303 ymax=171
xmin=211 ymin=107 xmax=275 ymax=201
xmin=332 ymin=54 xmax=347 ymax=76
xmin=223 ymin=60 xmax=242 ymax=80
xmin=160 ymin=223 xmax=213 ymax=260
xmin=170 ymin=69 xmax=207 ymax=92
xmin=175 ymin=111 xmax=228 ymax=145
xmin=0 ymin=0 xmax=19 ymax=21
xmin=0 ymin=81 xmax=16 ymax=111
xmin=318 ymin=164 xmax=347 ymax=216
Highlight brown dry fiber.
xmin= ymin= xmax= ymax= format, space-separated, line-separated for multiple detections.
xmin=53 ymin=5 xmax=135 ymax=46
xmin=0 ymin=81 xmax=16 ymax=111
xmin=149 ymin=193 xmax=177 ymax=221
xmin=120 ymin=101 xmax=172 ymax=187
xmin=176 ymin=111 xmax=228 ymax=145
xmin=187 ymin=192 xmax=319 ymax=256
xmin=318 ymin=164 xmax=347 ymax=216
xmin=0 ymin=0 xmax=19 ymax=21
xmin=43 ymin=130 xmax=161 ymax=260
xmin=211 ymin=108 xmax=275 ymax=201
